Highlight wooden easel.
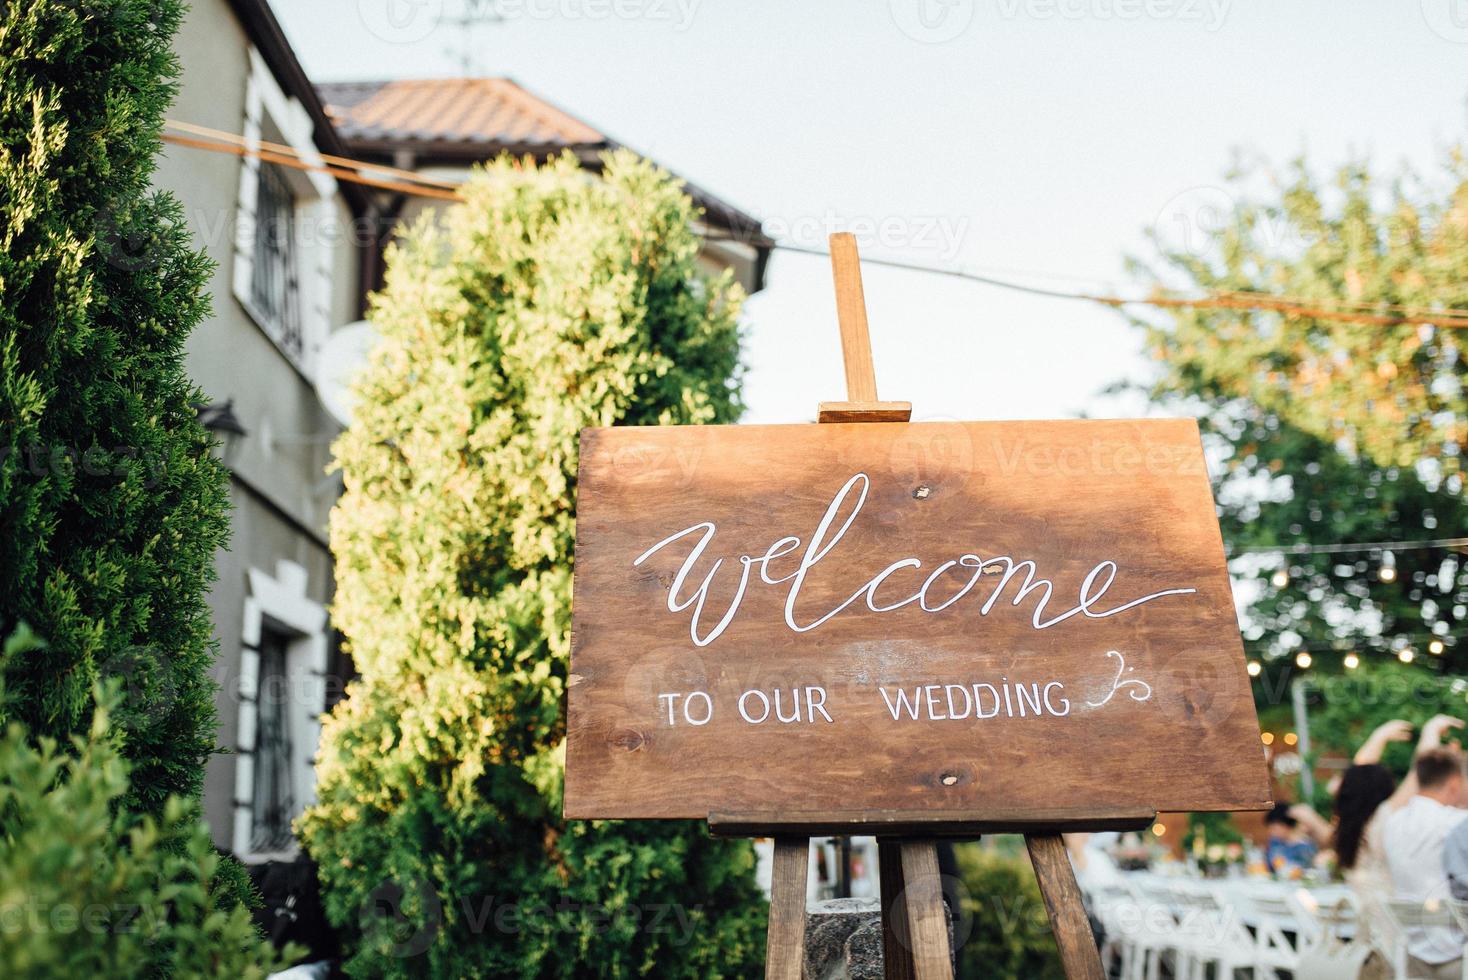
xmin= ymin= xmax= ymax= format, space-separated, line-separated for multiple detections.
xmin=710 ymin=233 xmax=1155 ymax=980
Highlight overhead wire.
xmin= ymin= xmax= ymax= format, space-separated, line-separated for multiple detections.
xmin=163 ymin=119 xmax=1468 ymax=328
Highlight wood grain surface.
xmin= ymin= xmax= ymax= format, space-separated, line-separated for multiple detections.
xmin=879 ymin=843 xmax=918 ymax=980
xmin=764 ymin=838 xmax=809 ymax=980
xmin=1027 ymin=834 xmax=1107 ymax=979
xmin=565 ymin=419 xmax=1271 ymax=820
xmin=829 ymin=233 xmax=880 ymax=402
xmin=899 ymin=842 xmax=956 ymax=980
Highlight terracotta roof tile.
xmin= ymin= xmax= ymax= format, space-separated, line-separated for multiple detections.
xmin=317 ymin=77 xmax=771 ymax=251
xmin=319 ymin=78 xmax=605 ymax=148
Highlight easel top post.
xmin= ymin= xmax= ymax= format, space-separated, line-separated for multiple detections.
xmin=819 ymin=233 xmax=913 ymax=423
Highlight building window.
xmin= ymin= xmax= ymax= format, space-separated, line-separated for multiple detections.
xmin=250 ymin=626 xmax=296 ymax=853
xmin=249 ymin=164 xmax=302 ymax=359
xmin=235 ymin=560 xmax=329 ymax=860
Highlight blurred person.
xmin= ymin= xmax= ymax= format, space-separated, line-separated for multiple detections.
xmin=1444 ymin=817 xmax=1468 ymax=901
xmin=1335 ymin=763 xmax=1400 ymax=939
xmin=1265 ymin=804 xmax=1318 ymax=875
xmin=1335 ymin=716 xmax=1463 ymax=943
xmin=1287 ymin=800 xmax=1333 ymax=846
xmin=1382 ymin=745 xmax=1468 ymax=978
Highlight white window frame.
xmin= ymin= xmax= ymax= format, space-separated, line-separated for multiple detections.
xmin=233 ymin=559 xmax=329 ymax=862
xmin=233 ymin=48 xmax=337 ymax=378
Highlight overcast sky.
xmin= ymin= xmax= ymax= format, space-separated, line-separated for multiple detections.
xmin=275 ymin=0 xmax=1468 ymax=426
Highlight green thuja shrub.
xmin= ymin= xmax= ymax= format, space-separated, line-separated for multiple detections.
xmin=0 ymin=627 xmax=290 ymax=978
xmin=955 ymin=842 xmax=1064 ymax=980
xmin=301 ymin=151 xmax=766 ymax=978
xmin=0 ymin=0 xmax=229 ymax=820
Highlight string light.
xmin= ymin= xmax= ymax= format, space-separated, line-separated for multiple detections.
xmin=1247 ymin=660 xmax=1262 ymax=677
xmin=1261 ymin=732 xmax=1275 ymax=746
xmin=1284 ymin=733 xmax=1299 ymax=746
xmin=1400 ymin=647 xmax=1416 ymax=663
xmin=1295 ymin=651 xmax=1313 ymax=668
xmin=1152 ymin=823 xmax=1167 ymax=837
xmin=1271 ymin=568 xmax=1290 ymax=588
xmin=1430 ymin=639 xmax=1445 ymax=655
xmin=1344 ymin=652 xmax=1360 ymax=669
xmin=1230 ymin=536 xmax=1468 ymax=558
xmin=1380 ymin=551 xmax=1398 ymax=583
xmin=1244 ymin=629 xmax=1457 ymax=655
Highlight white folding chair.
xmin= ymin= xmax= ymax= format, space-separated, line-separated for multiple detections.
xmin=1231 ymin=886 xmax=1304 ymax=979
xmin=1123 ymin=877 xmax=1187 ymax=980
xmin=1290 ymin=888 xmax=1360 ymax=958
xmin=1288 ymin=890 xmax=1389 ymax=980
xmin=1376 ymin=897 xmax=1462 ymax=980
xmin=1165 ymin=879 xmax=1253 ymax=980
xmin=1449 ymin=897 xmax=1468 ymax=936
xmin=1086 ymin=882 xmax=1142 ymax=980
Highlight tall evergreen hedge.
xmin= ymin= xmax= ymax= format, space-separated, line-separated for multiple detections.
xmin=0 ymin=628 xmax=288 ymax=977
xmin=0 ymin=0 xmax=229 ymax=817
xmin=302 ymin=152 xmax=767 ymax=978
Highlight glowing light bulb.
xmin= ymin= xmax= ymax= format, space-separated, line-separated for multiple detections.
xmin=1261 ymin=732 xmax=1275 ymax=745
xmin=1247 ymin=660 xmax=1262 ymax=677
xmin=1152 ymin=822 xmax=1166 ymax=837
xmin=1296 ymin=651 xmax=1312 ymax=668
xmin=1271 ymin=569 xmax=1290 ymax=588
xmin=1344 ymin=652 xmax=1360 ymax=669
xmin=1284 ymin=733 xmax=1298 ymax=746
xmin=1399 ymin=648 xmax=1415 ymax=663
xmin=1430 ymin=639 xmax=1445 ymax=655
xmin=1380 ymin=566 xmax=1397 ymax=582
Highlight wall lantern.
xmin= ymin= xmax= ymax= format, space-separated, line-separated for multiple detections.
xmin=196 ymin=399 xmax=247 ymax=465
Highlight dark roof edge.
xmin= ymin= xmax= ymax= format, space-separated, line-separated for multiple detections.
xmin=225 ymin=0 xmax=368 ymax=214
xmin=314 ymin=77 xmax=771 ymax=252
xmin=326 ymin=134 xmax=773 ymax=252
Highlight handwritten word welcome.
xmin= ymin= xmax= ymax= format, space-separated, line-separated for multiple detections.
xmin=633 ymin=473 xmax=1197 ymax=647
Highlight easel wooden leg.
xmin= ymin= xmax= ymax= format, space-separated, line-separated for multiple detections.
xmin=765 ymin=837 xmax=810 ymax=980
xmin=1026 ymin=833 xmax=1105 ymax=980
xmin=878 ymin=840 xmax=953 ymax=980
xmin=878 ymin=841 xmax=917 ymax=980
xmin=899 ymin=842 xmax=955 ymax=980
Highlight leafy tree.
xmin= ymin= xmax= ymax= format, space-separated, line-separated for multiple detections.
xmin=1129 ymin=151 xmax=1468 ymax=685
xmin=302 ymin=151 xmax=766 ymax=978
xmin=1141 ymin=156 xmax=1467 ymax=476
xmin=0 ymin=627 xmax=290 ymax=978
xmin=1294 ymin=658 xmax=1468 ymax=812
xmin=0 ymin=0 xmax=230 ymax=819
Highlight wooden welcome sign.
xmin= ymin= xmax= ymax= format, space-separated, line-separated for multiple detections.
xmin=566 ymin=419 xmax=1269 ymax=820
xmin=565 ymin=235 xmax=1271 ymax=980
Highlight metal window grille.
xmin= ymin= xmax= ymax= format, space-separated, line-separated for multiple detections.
xmin=250 ymin=629 xmax=296 ymax=853
xmin=249 ymin=164 xmax=302 ymax=359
